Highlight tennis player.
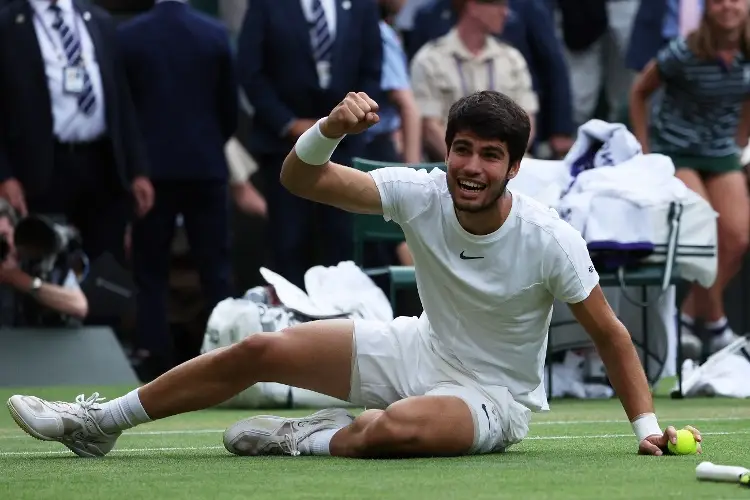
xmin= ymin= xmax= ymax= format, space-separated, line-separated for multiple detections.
xmin=7 ymin=90 xmax=700 ymax=458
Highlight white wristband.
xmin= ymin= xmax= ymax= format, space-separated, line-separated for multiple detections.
xmin=294 ymin=118 xmax=345 ymax=166
xmin=631 ymin=413 xmax=662 ymax=442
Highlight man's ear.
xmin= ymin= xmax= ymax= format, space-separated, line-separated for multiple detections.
xmin=507 ymin=160 xmax=522 ymax=180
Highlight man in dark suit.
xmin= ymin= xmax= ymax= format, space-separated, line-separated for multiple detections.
xmin=625 ymin=0 xmax=670 ymax=72
xmin=117 ymin=0 xmax=237 ymax=379
xmin=405 ymin=0 xmax=574 ymax=158
xmin=237 ymin=0 xmax=382 ymax=288
xmin=0 ymin=0 xmax=153 ymax=268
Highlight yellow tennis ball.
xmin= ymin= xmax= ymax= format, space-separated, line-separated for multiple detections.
xmin=668 ymin=429 xmax=698 ymax=455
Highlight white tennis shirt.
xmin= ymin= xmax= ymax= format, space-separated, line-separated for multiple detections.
xmin=370 ymin=167 xmax=599 ymax=412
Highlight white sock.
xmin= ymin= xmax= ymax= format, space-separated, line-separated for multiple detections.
xmin=97 ymin=389 xmax=152 ymax=434
xmin=680 ymin=313 xmax=695 ymax=327
xmin=705 ymin=317 xmax=728 ymax=333
xmin=306 ymin=428 xmax=340 ymax=456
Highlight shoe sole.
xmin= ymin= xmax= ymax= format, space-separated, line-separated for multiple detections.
xmin=6 ymin=398 xmax=100 ymax=458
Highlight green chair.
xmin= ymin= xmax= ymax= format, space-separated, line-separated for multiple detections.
xmin=350 ymin=158 xmax=443 ymax=307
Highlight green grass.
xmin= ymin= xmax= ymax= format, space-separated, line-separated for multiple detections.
xmin=1 ymin=386 xmax=749 ymax=499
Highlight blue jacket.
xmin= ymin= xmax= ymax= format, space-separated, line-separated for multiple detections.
xmin=407 ymin=0 xmax=574 ymax=140
xmin=625 ymin=0 xmax=669 ymax=71
xmin=237 ymin=0 xmax=382 ymax=158
xmin=117 ymin=1 xmax=237 ymax=180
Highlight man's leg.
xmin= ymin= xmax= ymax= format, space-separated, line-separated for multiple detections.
xmin=330 ymin=395 xmax=476 ymax=458
xmin=6 ymin=319 xmax=356 ymax=457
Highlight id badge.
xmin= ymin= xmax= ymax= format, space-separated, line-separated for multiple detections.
xmin=62 ymin=66 xmax=85 ymax=95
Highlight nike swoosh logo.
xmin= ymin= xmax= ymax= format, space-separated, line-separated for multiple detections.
xmin=460 ymin=251 xmax=483 ymax=260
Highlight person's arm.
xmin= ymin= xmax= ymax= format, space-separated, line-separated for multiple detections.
xmin=410 ymin=52 xmax=446 ymax=159
xmin=544 ymin=223 xmax=701 ymax=455
xmin=281 ymin=92 xmax=436 ymax=221
xmin=356 ymin=0 xmax=383 ymax=102
xmin=0 ymin=268 xmax=88 ymax=319
xmin=236 ymin=0 xmax=303 ymax=139
xmin=630 ymin=39 xmax=688 ymax=152
xmin=567 ymin=286 xmax=654 ymax=421
xmin=629 ymin=61 xmax=662 ymax=153
xmin=380 ymin=24 xmax=421 ymax=164
xmin=506 ymin=47 xmax=539 ymax=147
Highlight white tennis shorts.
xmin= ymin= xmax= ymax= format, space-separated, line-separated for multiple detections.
xmin=348 ymin=316 xmax=531 ymax=455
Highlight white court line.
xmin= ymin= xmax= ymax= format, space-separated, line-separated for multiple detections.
xmin=0 ymin=415 xmax=747 ymax=440
xmin=1 ymin=431 xmax=747 ymax=457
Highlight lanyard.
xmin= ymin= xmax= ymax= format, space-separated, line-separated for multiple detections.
xmin=454 ymin=56 xmax=495 ymax=97
xmin=33 ymin=7 xmax=85 ymax=64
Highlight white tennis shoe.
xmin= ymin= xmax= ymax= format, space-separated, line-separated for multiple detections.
xmin=223 ymin=407 xmax=355 ymax=456
xmin=6 ymin=393 xmax=120 ymax=457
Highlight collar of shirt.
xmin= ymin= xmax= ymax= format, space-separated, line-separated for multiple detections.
xmin=29 ymin=0 xmax=74 ymax=16
xmin=444 ymin=28 xmax=503 ymax=62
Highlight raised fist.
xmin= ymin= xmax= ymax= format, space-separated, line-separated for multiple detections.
xmin=320 ymin=92 xmax=380 ymax=138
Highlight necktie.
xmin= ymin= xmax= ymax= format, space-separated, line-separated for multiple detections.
xmin=310 ymin=0 xmax=332 ymax=62
xmin=679 ymin=0 xmax=702 ymax=38
xmin=49 ymin=4 xmax=97 ymax=115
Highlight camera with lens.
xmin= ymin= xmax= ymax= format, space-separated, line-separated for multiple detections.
xmin=13 ymin=214 xmax=84 ymax=326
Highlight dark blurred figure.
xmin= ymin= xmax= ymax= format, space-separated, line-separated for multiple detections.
xmin=237 ymin=0 xmax=382 ymax=287
xmin=117 ymin=0 xmax=237 ymax=379
xmin=406 ymin=0 xmax=574 ymax=158
xmin=0 ymin=0 xmax=153 ymax=269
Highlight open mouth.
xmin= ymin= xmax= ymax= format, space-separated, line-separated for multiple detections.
xmin=457 ymin=179 xmax=487 ymax=192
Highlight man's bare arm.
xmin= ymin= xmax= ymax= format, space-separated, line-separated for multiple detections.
xmin=567 ymin=285 xmax=654 ymax=420
xmin=422 ymin=117 xmax=447 ymax=161
xmin=280 ymin=92 xmax=384 ymax=215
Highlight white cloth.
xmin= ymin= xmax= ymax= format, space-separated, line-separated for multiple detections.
xmin=369 ymin=167 xmax=599 ymax=412
xmin=564 ymin=119 xmax=642 ymax=173
xmin=29 ymin=0 xmax=106 ymax=142
xmin=677 ymin=336 xmax=750 ymax=398
xmin=351 ymin=316 xmax=531 ymax=454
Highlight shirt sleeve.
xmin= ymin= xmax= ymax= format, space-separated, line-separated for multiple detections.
xmin=544 ymin=222 xmax=599 ymax=303
xmin=369 ymin=167 xmax=438 ymax=224
xmin=410 ymin=49 xmax=444 ymax=119
xmin=655 ymin=38 xmax=691 ymax=82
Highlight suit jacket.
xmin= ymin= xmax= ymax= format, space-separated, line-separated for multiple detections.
xmin=407 ymin=0 xmax=574 ymax=140
xmin=236 ymin=0 xmax=382 ymax=159
xmin=0 ymin=0 xmax=148 ymax=198
xmin=626 ymin=0 xmax=669 ymax=72
xmin=117 ymin=0 xmax=237 ymax=181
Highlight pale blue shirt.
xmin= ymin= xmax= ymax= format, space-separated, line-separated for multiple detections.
xmin=365 ymin=22 xmax=410 ymax=141
xmin=663 ymin=0 xmax=704 ymax=40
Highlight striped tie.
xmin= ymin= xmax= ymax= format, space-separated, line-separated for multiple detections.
xmin=49 ymin=4 xmax=97 ymax=115
xmin=310 ymin=0 xmax=332 ymax=63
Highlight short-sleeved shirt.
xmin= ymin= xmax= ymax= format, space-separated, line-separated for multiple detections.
xmin=365 ymin=22 xmax=411 ymax=139
xmin=653 ymin=38 xmax=750 ymax=157
xmin=410 ymin=28 xmax=538 ymax=121
xmin=369 ymin=166 xmax=598 ymax=412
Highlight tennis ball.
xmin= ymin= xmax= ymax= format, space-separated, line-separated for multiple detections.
xmin=667 ymin=429 xmax=698 ymax=455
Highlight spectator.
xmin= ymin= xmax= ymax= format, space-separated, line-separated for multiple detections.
xmin=556 ymin=0 xmax=639 ymax=127
xmin=0 ymin=0 xmax=153 ymax=268
xmin=365 ymin=0 xmax=421 ymax=165
xmin=237 ymin=0 xmax=382 ymax=288
xmin=117 ymin=0 xmax=237 ymax=379
xmin=626 ymin=0 xmax=704 ymax=72
xmin=407 ymin=0 xmax=573 ymax=158
xmin=410 ymin=0 xmax=538 ymax=160
xmin=0 ymin=199 xmax=87 ymax=327
xmin=629 ymin=0 xmax=748 ymax=359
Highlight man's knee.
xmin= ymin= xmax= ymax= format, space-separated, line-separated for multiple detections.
xmin=212 ymin=333 xmax=277 ymax=374
xmin=358 ymin=405 xmax=431 ymax=452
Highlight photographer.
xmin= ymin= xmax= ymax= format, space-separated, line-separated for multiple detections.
xmin=0 ymin=199 xmax=87 ymax=326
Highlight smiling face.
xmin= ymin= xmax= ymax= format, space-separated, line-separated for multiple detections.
xmin=446 ymin=132 xmax=519 ymax=213
xmin=705 ymin=0 xmax=749 ymax=32
xmin=443 ymin=91 xmax=530 ymax=217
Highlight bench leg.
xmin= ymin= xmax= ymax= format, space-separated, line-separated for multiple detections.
xmin=671 ymin=300 xmax=685 ymax=399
